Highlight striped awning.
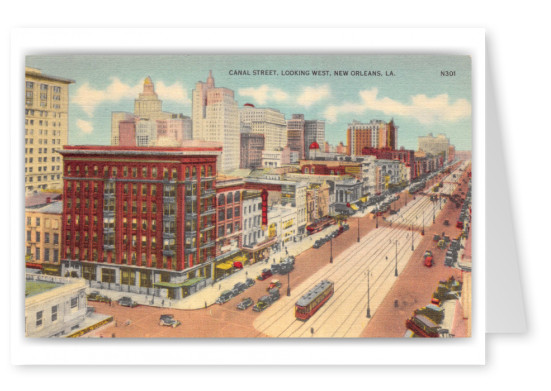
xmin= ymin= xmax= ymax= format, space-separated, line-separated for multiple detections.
xmin=216 ymin=263 xmax=233 ymax=270
xmin=350 ymin=204 xmax=359 ymax=210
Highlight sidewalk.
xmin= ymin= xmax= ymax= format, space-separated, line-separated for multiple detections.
xmin=86 ymin=224 xmax=343 ymax=310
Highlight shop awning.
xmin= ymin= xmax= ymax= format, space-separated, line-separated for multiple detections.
xmin=154 ymin=277 xmax=206 ymax=288
xmin=360 ymin=197 xmax=368 ymax=203
xmin=350 ymin=203 xmax=359 ymax=210
xmin=216 ymin=263 xmax=233 ymax=270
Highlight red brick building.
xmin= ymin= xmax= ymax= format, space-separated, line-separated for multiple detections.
xmin=58 ymin=144 xmax=221 ymax=299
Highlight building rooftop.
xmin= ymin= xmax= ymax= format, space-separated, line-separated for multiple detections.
xmin=25 ymin=280 xmax=62 ymax=298
xmin=59 ymin=142 xmax=222 ymax=156
xmin=29 ymin=200 xmax=63 ymax=214
xmin=25 ymin=192 xmax=62 ymax=208
xmin=25 ymin=67 xmax=75 ymax=84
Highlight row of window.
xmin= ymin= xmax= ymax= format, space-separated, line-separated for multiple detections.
xmin=217 ymin=191 xmax=241 ymax=206
xmin=26 ymin=246 xmax=59 ymax=262
xmin=25 ymin=174 xmax=61 ymax=182
xmin=25 ymin=165 xmax=61 ymax=172
xmin=26 ymin=82 xmax=61 ymax=92
xmin=25 ymin=148 xmax=60 ymax=156
xmin=25 ymin=109 xmax=62 ymax=118
xmin=27 ymin=217 xmax=60 ymax=228
xmin=217 ymin=222 xmax=241 ymax=237
xmin=24 ymin=138 xmax=62 ymax=145
xmin=66 ymin=163 xmax=215 ymax=180
xmin=218 ymin=207 xmax=240 ymax=221
xmin=26 ymin=231 xmax=59 ymax=244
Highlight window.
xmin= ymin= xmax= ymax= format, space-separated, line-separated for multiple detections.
xmin=218 ymin=194 xmax=225 ymax=206
xmin=51 ymin=305 xmax=58 ymax=322
xmin=44 ymin=233 xmax=50 ymax=244
xmin=70 ymin=297 xmax=78 ymax=309
xmin=36 ymin=311 xmax=43 ymax=327
xmin=235 ymin=207 xmax=240 ymax=217
xmin=53 ymin=233 xmax=59 ymax=245
xmin=36 ymin=217 xmax=40 ymax=226
xmin=27 ymin=217 xmax=31 ymax=226
xmin=35 ymin=248 xmax=40 ymax=260
xmin=227 ymin=193 xmax=233 ymax=204
xmin=234 ymin=191 xmax=241 ymax=202
xmin=227 ymin=208 xmax=233 ymax=219
xmin=101 ymin=268 xmax=116 ymax=283
xmin=152 ymin=167 xmax=157 ymax=178
xmin=26 ymin=230 xmax=31 ymax=241
xmin=44 ymin=248 xmax=50 ymax=261
xmin=142 ymin=167 xmax=147 ymax=178
xmin=218 ymin=209 xmax=224 ymax=221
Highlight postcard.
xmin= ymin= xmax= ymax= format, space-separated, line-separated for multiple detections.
xmin=22 ymin=53 xmax=472 ymax=340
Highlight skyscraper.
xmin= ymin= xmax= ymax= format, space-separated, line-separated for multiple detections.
xmin=287 ymin=114 xmax=305 ymax=159
xmin=25 ymin=67 xmax=74 ymax=194
xmin=239 ymin=104 xmax=287 ymax=151
xmin=346 ymin=119 xmax=397 ymax=156
xmin=304 ymin=120 xmax=325 ymax=159
xmin=192 ymin=71 xmax=240 ymax=173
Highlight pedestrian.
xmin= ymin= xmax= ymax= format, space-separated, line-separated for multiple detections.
xmin=109 ymin=298 xmax=112 ymax=307
xmin=162 ymin=299 xmax=164 ymax=307
xmin=204 ymin=301 xmax=207 ymax=309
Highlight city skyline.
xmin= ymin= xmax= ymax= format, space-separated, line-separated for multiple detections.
xmin=25 ymin=55 xmax=472 ymax=150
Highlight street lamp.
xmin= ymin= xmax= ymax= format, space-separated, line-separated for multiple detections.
xmin=422 ymin=213 xmax=425 ymax=236
xmin=366 ymin=268 xmax=371 ymax=318
xmin=433 ymin=200 xmax=436 ymax=223
xmin=330 ymin=237 xmax=333 ymax=263
xmin=376 ymin=203 xmax=379 ymax=229
xmin=287 ymin=271 xmax=291 ymax=296
xmin=411 ymin=223 xmax=414 ymax=251
xmin=357 ymin=217 xmax=360 ymax=242
xmin=395 ymin=239 xmax=398 ymax=277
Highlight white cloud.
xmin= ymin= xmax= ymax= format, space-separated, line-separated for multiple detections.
xmin=324 ymin=88 xmax=471 ymax=124
xmin=238 ymin=85 xmax=288 ymax=105
xmin=76 ymin=119 xmax=94 ymax=134
xmin=72 ymin=77 xmax=190 ymax=117
xmin=296 ymin=84 xmax=331 ymax=107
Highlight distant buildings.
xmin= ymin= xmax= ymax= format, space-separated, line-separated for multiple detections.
xmin=58 ymin=144 xmax=222 ymax=300
xmin=262 ymin=146 xmax=291 ymax=168
xmin=346 ymin=119 xmax=397 ymax=156
xmin=192 ymin=71 xmax=240 ymax=173
xmin=418 ymin=133 xmax=450 ymax=157
xmin=25 ymin=67 xmax=74 ymax=194
xmin=239 ymin=104 xmax=287 ymax=152
xmin=286 ymin=114 xmax=325 ymax=160
xmin=112 ymin=77 xmax=191 ymax=147
xmin=240 ymin=132 xmax=264 ymax=169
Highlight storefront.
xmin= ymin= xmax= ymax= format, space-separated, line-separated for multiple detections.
xmin=242 ymin=237 xmax=276 ymax=264
xmin=213 ymin=251 xmax=247 ymax=281
xmin=153 ymin=276 xmax=207 ymax=299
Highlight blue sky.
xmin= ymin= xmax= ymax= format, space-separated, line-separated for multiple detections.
xmin=26 ymin=54 xmax=472 ymax=150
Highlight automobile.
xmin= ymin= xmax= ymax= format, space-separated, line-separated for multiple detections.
xmin=117 ymin=296 xmax=138 ymax=308
xmin=443 ymin=220 xmax=450 ymax=226
xmin=433 ymin=234 xmax=441 ymax=242
xmin=271 ymin=264 xmax=281 ymax=274
xmin=236 ymin=297 xmax=254 ymax=310
xmin=268 ymin=287 xmax=280 ymax=301
xmin=231 ymin=282 xmax=247 ymax=296
xmin=233 ymin=261 xmax=243 ymax=269
xmin=159 ymin=314 xmax=181 ymax=328
xmin=267 ymin=279 xmax=282 ymax=290
xmin=414 ymin=305 xmax=445 ymax=324
xmin=313 ymin=241 xmax=322 ymax=249
xmin=278 ymin=264 xmax=293 ymax=275
xmin=252 ymin=295 xmax=273 ymax=312
xmin=283 ymin=256 xmax=295 ymax=265
xmin=330 ymin=231 xmax=338 ymax=238
xmin=342 ymin=224 xmax=350 ymax=231
xmin=87 ymin=291 xmax=110 ymax=303
xmin=257 ymin=269 xmax=273 ymax=281
xmin=216 ymin=290 xmax=234 ymax=304
xmin=389 ymin=209 xmax=398 ymax=215
xmin=245 ymin=278 xmax=256 ymax=287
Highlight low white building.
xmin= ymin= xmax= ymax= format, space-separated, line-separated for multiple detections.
xmin=25 ymin=274 xmax=87 ymax=338
xmin=242 ymin=190 xmax=264 ymax=247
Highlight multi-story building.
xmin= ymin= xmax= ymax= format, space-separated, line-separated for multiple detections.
xmin=241 ymin=190 xmax=263 ymax=248
xmin=25 ymin=200 xmax=63 ymax=274
xmin=25 ymin=67 xmax=74 ymax=194
xmin=286 ymin=114 xmax=305 ymax=160
xmin=112 ymin=77 xmax=177 ymax=146
xmin=304 ymin=120 xmax=325 ymax=159
xmin=58 ymin=144 xmax=222 ymax=300
xmin=25 ymin=274 xmax=87 ymax=338
xmin=262 ymin=146 xmax=291 ymax=168
xmin=192 ymin=71 xmax=240 ymax=173
xmin=240 ymin=132 xmax=265 ymax=169
xmin=361 ymin=146 xmax=416 ymax=181
xmin=374 ymin=159 xmax=402 ymax=194
xmin=214 ymin=175 xmax=245 ymax=279
xmin=156 ymin=114 xmax=192 ymax=144
xmin=346 ymin=119 xmax=397 ymax=156
xmin=239 ymin=104 xmax=287 ymax=152
xmin=280 ymin=180 xmax=307 ymax=237
xmin=448 ymin=145 xmax=456 ymax=163
xmin=306 ymin=182 xmax=331 ymax=224
xmin=418 ymin=133 xmax=450 ymax=158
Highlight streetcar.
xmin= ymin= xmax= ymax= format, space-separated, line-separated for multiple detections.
xmin=295 ymin=280 xmax=334 ymax=321
xmin=405 ymin=315 xmax=440 ymax=338
xmin=306 ymin=216 xmax=336 ymax=235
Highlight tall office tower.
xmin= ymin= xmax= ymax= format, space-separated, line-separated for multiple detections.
xmin=239 ymin=104 xmax=287 ymax=151
xmin=58 ymin=143 xmax=222 ymax=300
xmin=346 ymin=119 xmax=398 ymax=156
xmin=192 ymin=71 xmax=240 ymax=173
xmin=304 ymin=120 xmax=325 ymax=159
xmin=418 ymin=133 xmax=451 ymax=157
xmin=111 ymin=76 xmax=172 ymax=146
xmin=287 ymin=114 xmax=306 ymax=160
xmin=25 ymin=67 xmax=74 ymax=194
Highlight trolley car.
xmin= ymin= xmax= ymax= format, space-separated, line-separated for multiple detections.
xmin=295 ymin=280 xmax=334 ymax=320
xmin=306 ymin=216 xmax=336 ymax=235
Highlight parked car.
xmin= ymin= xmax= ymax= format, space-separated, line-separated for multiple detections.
xmin=252 ymin=295 xmax=273 ymax=312
xmin=236 ymin=297 xmax=254 ymax=310
xmin=216 ymin=290 xmax=234 ymax=304
xmin=443 ymin=220 xmax=450 ymax=226
xmin=118 ymin=296 xmax=138 ymax=308
xmin=271 ymin=264 xmax=281 ymax=274
xmin=268 ymin=287 xmax=280 ymax=301
xmin=342 ymin=224 xmax=350 ymax=231
xmin=87 ymin=291 xmax=110 ymax=303
xmin=267 ymin=279 xmax=282 ymax=291
xmin=257 ymin=269 xmax=273 ymax=281
xmin=313 ymin=241 xmax=322 ymax=249
xmin=159 ymin=314 xmax=181 ymax=328
xmin=231 ymin=282 xmax=247 ymax=296
xmin=245 ymin=278 xmax=256 ymax=287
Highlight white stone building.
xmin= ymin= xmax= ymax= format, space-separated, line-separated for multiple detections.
xmin=239 ymin=106 xmax=287 ymax=152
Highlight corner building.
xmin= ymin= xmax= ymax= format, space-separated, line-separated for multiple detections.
xmin=58 ymin=144 xmax=222 ymax=300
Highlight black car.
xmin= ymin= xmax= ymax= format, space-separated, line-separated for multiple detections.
xmin=313 ymin=241 xmax=322 ymax=249
xmin=159 ymin=314 xmax=181 ymax=327
xmin=236 ymin=297 xmax=254 ymax=310
xmin=245 ymin=278 xmax=256 ymax=287
xmin=118 ymin=296 xmax=137 ymax=308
